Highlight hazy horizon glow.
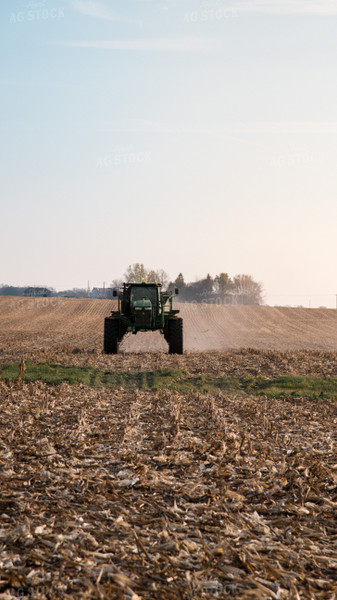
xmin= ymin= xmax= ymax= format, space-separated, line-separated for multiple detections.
xmin=1 ymin=0 xmax=337 ymax=308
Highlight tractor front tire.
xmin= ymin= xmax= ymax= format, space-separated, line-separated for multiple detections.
xmin=168 ymin=318 xmax=183 ymax=354
xmin=104 ymin=318 xmax=119 ymax=354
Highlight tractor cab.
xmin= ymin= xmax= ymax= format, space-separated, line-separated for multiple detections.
xmin=128 ymin=283 xmax=159 ymax=326
xmin=115 ymin=282 xmax=160 ymax=325
xmin=129 ymin=284 xmax=159 ymax=309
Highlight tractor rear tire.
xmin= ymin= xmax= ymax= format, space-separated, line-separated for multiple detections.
xmin=104 ymin=318 xmax=119 ymax=354
xmin=168 ymin=318 xmax=183 ymax=354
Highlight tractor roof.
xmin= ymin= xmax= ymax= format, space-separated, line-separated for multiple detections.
xmin=125 ymin=282 xmax=162 ymax=287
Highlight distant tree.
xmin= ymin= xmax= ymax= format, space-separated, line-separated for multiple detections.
xmin=214 ymin=273 xmax=232 ymax=297
xmin=57 ymin=288 xmax=88 ymax=298
xmin=179 ymin=274 xmax=214 ymax=303
xmin=165 ymin=273 xmax=185 ymax=296
xmin=147 ymin=269 xmax=169 ymax=287
xmin=111 ymin=278 xmax=123 ymax=289
xmin=0 ymin=285 xmax=25 ymax=296
xmin=168 ymin=272 xmax=263 ymax=304
xmin=175 ymin=273 xmax=185 ymax=289
xmin=124 ymin=264 xmax=169 ymax=286
xmin=156 ymin=269 xmax=169 ymax=288
xmin=0 ymin=285 xmax=55 ymax=296
xmin=204 ymin=273 xmax=214 ymax=294
xmin=124 ymin=263 xmax=148 ymax=282
xmin=232 ymin=274 xmax=263 ymax=305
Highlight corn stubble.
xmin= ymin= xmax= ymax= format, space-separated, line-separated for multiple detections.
xmin=0 ymin=367 xmax=337 ymax=599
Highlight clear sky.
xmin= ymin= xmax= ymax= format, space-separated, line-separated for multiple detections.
xmin=1 ymin=0 xmax=337 ymax=307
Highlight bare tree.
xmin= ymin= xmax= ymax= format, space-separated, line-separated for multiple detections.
xmin=111 ymin=278 xmax=123 ymax=289
xmin=124 ymin=263 xmax=148 ymax=282
xmin=124 ymin=264 xmax=169 ymax=286
xmin=232 ymin=274 xmax=263 ymax=305
xmin=148 ymin=268 xmax=169 ymax=287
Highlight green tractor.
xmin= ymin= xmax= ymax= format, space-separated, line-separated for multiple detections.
xmin=103 ymin=282 xmax=183 ymax=354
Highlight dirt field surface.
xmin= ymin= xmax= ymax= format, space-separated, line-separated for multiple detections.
xmin=1 ymin=297 xmax=337 ymax=599
xmin=2 ymin=296 xmax=337 ymax=355
xmin=1 ymin=379 xmax=337 ymax=600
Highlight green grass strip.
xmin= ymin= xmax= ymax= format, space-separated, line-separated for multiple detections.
xmin=1 ymin=362 xmax=337 ymax=400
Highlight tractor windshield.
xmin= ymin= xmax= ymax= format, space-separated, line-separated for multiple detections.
xmin=130 ymin=286 xmax=158 ymax=307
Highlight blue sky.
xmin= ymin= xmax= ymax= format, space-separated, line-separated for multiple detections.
xmin=1 ymin=0 xmax=337 ymax=306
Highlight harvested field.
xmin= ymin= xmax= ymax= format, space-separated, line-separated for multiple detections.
xmin=0 ymin=378 xmax=337 ymax=599
xmin=2 ymin=296 xmax=337 ymax=354
xmin=1 ymin=298 xmax=337 ymax=598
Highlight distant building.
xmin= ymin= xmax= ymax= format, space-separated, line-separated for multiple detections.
xmin=24 ymin=287 xmax=52 ymax=297
xmin=90 ymin=287 xmax=114 ymax=299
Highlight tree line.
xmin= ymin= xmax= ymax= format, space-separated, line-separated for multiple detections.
xmin=0 ymin=285 xmax=87 ymax=298
xmin=0 ymin=265 xmax=263 ymax=305
xmin=113 ymin=264 xmax=263 ymax=305
xmin=173 ymin=272 xmax=263 ymax=305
